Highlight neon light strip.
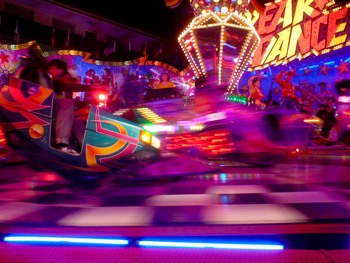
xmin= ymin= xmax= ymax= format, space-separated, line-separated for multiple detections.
xmin=138 ymin=241 xmax=284 ymax=250
xmin=3 ymin=235 xmax=284 ymax=250
xmin=4 ymin=236 xmax=129 ymax=245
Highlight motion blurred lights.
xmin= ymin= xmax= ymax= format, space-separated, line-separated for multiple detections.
xmin=179 ymin=0 xmax=260 ymax=93
xmin=143 ymin=124 xmax=176 ymax=133
xmin=138 ymin=240 xmax=284 ymax=250
xmin=136 ymin=107 xmax=167 ymax=124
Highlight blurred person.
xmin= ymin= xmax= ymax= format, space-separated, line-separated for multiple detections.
xmin=155 ymin=73 xmax=175 ymax=89
xmin=102 ymin=68 xmax=120 ymax=112
xmin=83 ymin=68 xmax=95 ymax=85
xmin=47 ymin=59 xmax=80 ymax=154
xmin=149 ymin=77 xmax=160 ymax=89
xmin=102 ymin=68 xmax=115 ymax=90
xmin=184 ymin=80 xmax=196 ymax=107
xmin=315 ymin=95 xmax=338 ymax=142
xmin=335 ymin=79 xmax=350 ymax=144
xmin=317 ymin=81 xmax=337 ymax=107
xmin=299 ymin=83 xmax=317 ymax=114
xmin=248 ymin=75 xmax=265 ymax=109
xmin=276 ymin=70 xmax=300 ymax=112
xmin=12 ymin=52 xmax=81 ymax=154
xmin=308 ymin=83 xmax=318 ymax=112
xmin=119 ymin=74 xmax=147 ymax=107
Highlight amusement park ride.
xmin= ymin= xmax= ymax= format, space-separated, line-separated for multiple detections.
xmin=1 ymin=0 xmax=350 ymax=184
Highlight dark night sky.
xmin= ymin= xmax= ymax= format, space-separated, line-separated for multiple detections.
xmin=54 ymin=0 xmax=195 ymax=42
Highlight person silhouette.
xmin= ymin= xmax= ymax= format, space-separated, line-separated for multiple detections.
xmin=47 ymin=59 xmax=80 ymax=154
xmin=248 ymin=75 xmax=265 ymax=109
xmin=276 ymin=70 xmax=300 ymax=112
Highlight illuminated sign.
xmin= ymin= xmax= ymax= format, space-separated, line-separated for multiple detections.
xmin=248 ymin=0 xmax=350 ymax=70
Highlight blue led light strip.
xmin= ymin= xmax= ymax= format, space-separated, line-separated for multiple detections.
xmin=138 ymin=241 xmax=284 ymax=250
xmin=3 ymin=235 xmax=284 ymax=250
xmin=4 ymin=236 xmax=129 ymax=245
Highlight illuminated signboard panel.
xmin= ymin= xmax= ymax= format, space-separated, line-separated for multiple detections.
xmin=248 ymin=0 xmax=350 ymax=70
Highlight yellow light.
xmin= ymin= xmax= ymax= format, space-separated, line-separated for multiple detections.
xmin=303 ymin=117 xmax=321 ymax=124
xmin=139 ymin=130 xmax=161 ymax=150
xmin=140 ymin=130 xmax=151 ymax=144
xmin=151 ymin=136 xmax=161 ymax=149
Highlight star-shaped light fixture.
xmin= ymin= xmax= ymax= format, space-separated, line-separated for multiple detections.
xmin=241 ymin=84 xmax=249 ymax=92
xmin=318 ymin=63 xmax=332 ymax=75
xmin=0 ymin=51 xmax=9 ymax=63
xmin=336 ymin=60 xmax=350 ymax=75
xmin=288 ymin=67 xmax=298 ymax=77
xmin=178 ymin=0 xmax=260 ymax=93
xmin=273 ymin=87 xmax=280 ymax=94
xmin=302 ymin=67 xmax=312 ymax=76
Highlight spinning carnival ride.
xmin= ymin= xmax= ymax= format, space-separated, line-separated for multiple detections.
xmin=178 ymin=0 xmax=260 ymax=92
